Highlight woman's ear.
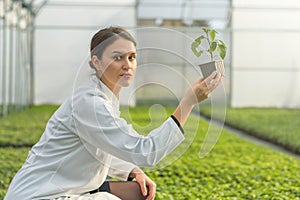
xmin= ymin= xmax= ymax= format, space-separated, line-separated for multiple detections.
xmin=91 ymin=55 xmax=102 ymax=71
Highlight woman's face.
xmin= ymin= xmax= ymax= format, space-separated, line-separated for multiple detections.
xmin=92 ymin=38 xmax=137 ymax=95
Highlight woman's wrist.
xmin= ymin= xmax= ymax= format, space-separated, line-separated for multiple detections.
xmin=172 ymin=98 xmax=194 ymax=127
xmin=129 ymin=167 xmax=144 ymax=179
xmin=181 ymin=95 xmax=197 ymax=108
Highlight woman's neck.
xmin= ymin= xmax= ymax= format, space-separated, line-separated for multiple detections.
xmin=100 ymin=78 xmax=121 ymax=99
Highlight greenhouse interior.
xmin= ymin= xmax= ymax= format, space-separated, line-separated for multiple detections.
xmin=1 ymin=0 xmax=300 ymax=116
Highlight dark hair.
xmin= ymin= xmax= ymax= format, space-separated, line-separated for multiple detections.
xmin=90 ymin=26 xmax=136 ymax=59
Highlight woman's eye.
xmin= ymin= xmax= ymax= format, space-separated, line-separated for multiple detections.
xmin=129 ymin=55 xmax=136 ymax=61
xmin=114 ymin=56 xmax=122 ymax=61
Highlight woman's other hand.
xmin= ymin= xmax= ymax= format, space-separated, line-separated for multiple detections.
xmin=129 ymin=167 xmax=156 ymax=200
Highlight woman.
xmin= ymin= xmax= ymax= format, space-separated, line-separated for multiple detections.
xmin=4 ymin=26 xmax=222 ymax=200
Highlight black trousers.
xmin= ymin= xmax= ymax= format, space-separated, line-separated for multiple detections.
xmin=89 ymin=181 xmax=111 ymax=194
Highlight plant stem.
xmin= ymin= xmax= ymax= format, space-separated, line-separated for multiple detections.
xmin=205 ymin=31 xmax=213 ymax=61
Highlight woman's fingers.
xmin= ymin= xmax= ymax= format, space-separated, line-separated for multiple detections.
xmin=135 ymin=172 xmax=156 ymax=200
xmin=193 ymin=71 xmax=222 ymax=102
xmin=208 ymin=72 xmax=222 ymax=92
xmin=204 ymin=71 xmax=218 ymax=86
xmin=181 ymin=70 xmax=223 ymax=106
xmin=145 ymin=180 xmax=156 ymax=200
xmin=203 ymin=71 xmax=222 ymax=91
xmin=137 ymin=179 xmax=147 ymax=196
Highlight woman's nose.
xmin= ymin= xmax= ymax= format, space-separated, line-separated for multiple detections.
xmin=122 ymin=58 xmax=132 ymax=70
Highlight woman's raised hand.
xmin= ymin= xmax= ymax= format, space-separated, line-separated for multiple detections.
xmin=183 ymin=71 xmax=222 ymax=106
xmin=173 ymin=71 xmax=223 ymax=126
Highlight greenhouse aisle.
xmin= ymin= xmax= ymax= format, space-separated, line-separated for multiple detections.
xmin=199 ymin=114 xmax=300 ymax=160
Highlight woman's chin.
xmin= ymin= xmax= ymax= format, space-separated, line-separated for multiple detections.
xmin=122 ymin=83 xmax=131 ymax=87
xmin=118 ymin=80 xmax=132 ymax=88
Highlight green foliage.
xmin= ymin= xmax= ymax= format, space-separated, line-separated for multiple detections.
xmin=191 ymin=27 xmax=227 ymax=61
xmin=148 ymin=130 xmax=300 ymax=199
xmin=1 ymin=105 xmax=300 ymax=199
xmin=0 ymin=148 xmax=30 ymax=198
xmin=121 ymin=106 xmax=300 ymax=199
xmin=200 ymin=107 xmax=300 ymax=154
xmin=0 ymin=105 xmax=58 ymax=147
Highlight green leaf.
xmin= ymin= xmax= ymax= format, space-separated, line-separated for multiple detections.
xmin=210 ymin=41 xmax=217 ymax=52
xmin=217 ymin=44 xmax=226 ymax=59
xmin=191 ymin=41 xmax=203 ymax=57
xmin=202 ymin=27 xmax=210 ymax=33
xmin=195 ymin=35 xmax=205 ymax=44
xmin=210 ymin=30 xmax=217 ymax=41
xmin=219 ymin=40 xmax=227 ymax=49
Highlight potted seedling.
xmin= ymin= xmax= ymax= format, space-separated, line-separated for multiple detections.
xmin=191 ymin=27 xmax=227 ymax=78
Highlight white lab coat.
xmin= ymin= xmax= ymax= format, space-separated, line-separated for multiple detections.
xmin=4 ymin=77 xmax=184 ymax=200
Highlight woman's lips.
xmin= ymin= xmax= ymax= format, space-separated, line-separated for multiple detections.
xmin=120 ymin=73 xmax=132 ymax=78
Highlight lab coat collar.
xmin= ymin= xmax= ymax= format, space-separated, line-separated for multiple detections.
xmin=92 ymin=76 xmax=120 ymax=110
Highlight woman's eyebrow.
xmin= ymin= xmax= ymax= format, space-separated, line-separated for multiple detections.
xmin=112 ymin=50 xmax=136 ymax=54
xmin=112 ymin=51 xmax=122 ymax=54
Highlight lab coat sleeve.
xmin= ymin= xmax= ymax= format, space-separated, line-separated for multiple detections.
xmin=72 ymin=91 xmax=184 ymax=167
xmin=108 ymin=156 xmax=136 ymax=181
